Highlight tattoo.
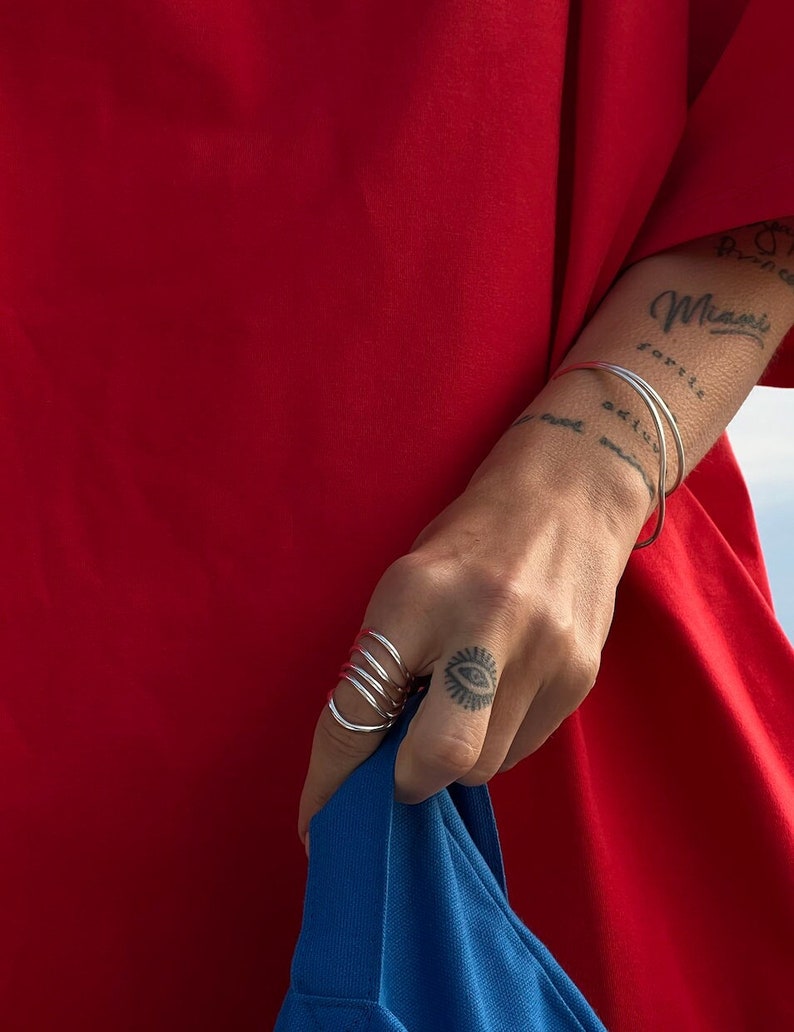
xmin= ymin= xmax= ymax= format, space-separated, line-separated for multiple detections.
xmin=444 ymin=646 xmax=497 ymax=711
xmin=510 ymin=411 xmax=584 ymax=433
xmin=635 ymin=342 xmax=706 ymax=400
xmin=598 ymin=436 xmax=655 ymax=499
xmin=716 ymin=234 xmax=794 ymax=291
xmin=601 ymin=400 xmax=660 ymax=453
xmin=539 ymin=412 xmax=585 ymax=433
xmin=649 ymin=289 xmax=771 ymax=347
xmin=751 ymin=220 xmax=794 ymax=257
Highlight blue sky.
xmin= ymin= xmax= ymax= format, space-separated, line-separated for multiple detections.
xmin=728 ymin=387 xmax=793 ymax=641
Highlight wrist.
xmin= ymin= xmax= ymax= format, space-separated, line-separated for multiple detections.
xmin=468 ymin=391 xmax=655 ymax=557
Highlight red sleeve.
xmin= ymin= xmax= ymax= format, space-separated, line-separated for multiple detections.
xmin=627 ymin=0 xmax=794 ymax=387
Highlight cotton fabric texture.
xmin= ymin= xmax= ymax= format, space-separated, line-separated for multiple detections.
xmin=1 ymin=1 xmax=793 ymax=1030
xmin=276 ymin=696 xmax=607 ymax=1032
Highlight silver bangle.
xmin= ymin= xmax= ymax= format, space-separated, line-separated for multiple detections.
xmin=551 ymin=361 xmax=686 ymax=549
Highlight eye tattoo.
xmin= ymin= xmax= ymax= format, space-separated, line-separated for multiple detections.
xmin=444 ymin=646 xmax=498 ymax=711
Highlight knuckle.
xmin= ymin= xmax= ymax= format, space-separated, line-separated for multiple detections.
xmin=423 ymin=731 xmax=481 ymax=780
xmin=566 ymin=646 xmax=601 ymax=690
xmin=543 ymin=607 xmax=576 ymax=645
xmin=554 ymin=650 xmax=600 ymax=711
xmin=465 ymin=569 xmax=531 ymax=637
xmin=537 ymin=613 xmax=596 ymax=672
xmin=376 ymin=551 xmax=454 ymax=607
xmin=460 ymin=760 xmax=501 ymax=786
xmin=477 ymin=569 xmax=530 ymax=612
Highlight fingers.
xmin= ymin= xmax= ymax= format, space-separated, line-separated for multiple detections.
xmin=394 ymin=641 xmax=508 ymax=803
xmin=500 ymin=654 xmax=600 ymax=770
xmin=297 ymin=544 xmax=609 ymax=839
xmin=297 ymin=626 xmax=418 ymax=845
xmin=394 ymin=636 xmax=600 ymax=801
xmin=300 ymin=631 xmax=599 ymax=837
xmin=298 ymin=703 xmax=384 ymax=846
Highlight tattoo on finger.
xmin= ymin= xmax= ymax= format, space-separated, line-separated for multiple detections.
xmin=444 ymin=646 xmax=498 ymax=711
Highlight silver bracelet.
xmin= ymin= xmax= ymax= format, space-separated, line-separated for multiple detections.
xmin=551 ymin=361 xmax=686 ymax=549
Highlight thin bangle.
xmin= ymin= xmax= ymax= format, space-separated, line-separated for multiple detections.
xmin=555 ymin=361 xmax=686 ymax=493
xmin=552 ymin=362 xmax=686 ymax=548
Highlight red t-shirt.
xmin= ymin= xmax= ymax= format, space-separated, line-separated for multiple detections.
xmin=0 ymin=1 xmax=792 ymax=1028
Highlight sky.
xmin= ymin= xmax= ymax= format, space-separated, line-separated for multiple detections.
xmin=727 ymin=386 xmax=793 ymax=642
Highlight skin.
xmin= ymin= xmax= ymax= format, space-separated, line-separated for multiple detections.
xmin=298 ymin=218 xmax=794 ymax=847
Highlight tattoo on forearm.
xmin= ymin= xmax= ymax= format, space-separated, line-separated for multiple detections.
xmin=444 ymin=646 xmax=497 ymax=711
xmin=751 ymin=220 xmax=794 ymax=257
xmin=510 ymin=411 xmax=585 ymax=433
xmin=715 ymin=232 xmax=794 ymax=290
xmin=598 ymin=436 xmax=655 ymax=499
xmin=601 ymin=400 xmax=660 ymax=453
xmin=635 ymin=342 xmax=706 ymax=399
xmin=508 ymin=402 xmax=662 ymax=501
xmin=649 ymin=289 xmax=771 ymax=347
xmin=540 ymin=412 xmax=585 ymax=433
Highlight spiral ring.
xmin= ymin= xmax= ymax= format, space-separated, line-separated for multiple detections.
xmin=327 ymin=628 xmax=415 ymax=733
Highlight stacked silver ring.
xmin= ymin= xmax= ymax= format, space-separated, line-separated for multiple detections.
xmin=327 ymin=628 xmax=415 ymax=733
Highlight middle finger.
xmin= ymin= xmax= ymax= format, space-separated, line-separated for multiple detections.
xmin=394 ymin=638 xmax=505 ymax=803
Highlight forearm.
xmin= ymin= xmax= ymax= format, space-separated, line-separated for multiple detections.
xmin=473 ymin=219 xmax=794 ymax=549
xmin=303 ymin=230 xmax=794 ymax=828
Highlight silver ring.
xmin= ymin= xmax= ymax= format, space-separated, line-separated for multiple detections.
xmin=339 ymin=668 xmax=394 ymax=721
xmin=350 ymin=644 xmax=404 ymax=691
xmin=340 ymin=662 xmax=402 ymax=708
xmin=359 ymin=629 xmax=412 ymax=681
xmin=327 ymin=629 xmax=415 ymax=734
xmin=327 ymin=696 xmax=396 ymax=734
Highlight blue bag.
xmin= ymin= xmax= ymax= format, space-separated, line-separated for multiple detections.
xmin=276 ymin=696 xmax=607 ymax=1031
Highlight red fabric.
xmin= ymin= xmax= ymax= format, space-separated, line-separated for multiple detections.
xmin=0 ymin=2 xmax=792 ymax=1029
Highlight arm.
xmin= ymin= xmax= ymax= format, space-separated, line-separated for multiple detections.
xmin=493 ymin=218 xmax=794 ymax=548
xmin=299 ymin=218 xmax=794 ymax=843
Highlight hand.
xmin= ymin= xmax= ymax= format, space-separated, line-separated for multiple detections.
xmin=298 ymin=416 xmax=648 ymax=845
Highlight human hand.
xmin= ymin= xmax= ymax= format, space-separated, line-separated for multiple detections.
xmin=298 ymin=405 xmax=650 ymax=845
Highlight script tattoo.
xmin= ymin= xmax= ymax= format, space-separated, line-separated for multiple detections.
xmin=444 ymin=646 xmax=497 ymax=711
xmin=540 ymin=412 xmax=585 ymax=433
xmin=602 ymin=400 xmax=660 ymax=453
xmin=715 ymin=233 xmax=794 ymax=291
xmin=635 ymin=342 xmax=706 ymax=400
xmin=598 ymin=437 xmax=655 ymax=499
xmin=752 ymin=220 xmax=794 ymax=257
xmin=510 ymin=412 xmax=584 ymax=433
xmin=649 ymin=290 xmax=771 ymax=347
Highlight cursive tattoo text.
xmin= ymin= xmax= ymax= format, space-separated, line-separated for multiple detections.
xmin=715 ymin=234 xmax=794 ymax=290
xmin=602 ymin=400 xmax=660 ymax=453
xmin=635 ymin=342 xmax=706 ymax=399
xmin=510 ymin=411 xmax=584 ymax=433
xmin=649 ymin=289 xmax=771 ymax=347
xmin=598 ymin=436 xmax=655 ymax=499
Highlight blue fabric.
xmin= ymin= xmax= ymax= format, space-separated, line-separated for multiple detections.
xmin=276 ymin=697 xmax=607 ymax=1031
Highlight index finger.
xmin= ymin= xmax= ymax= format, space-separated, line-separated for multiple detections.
xmin=297 ymin=628 xmax=416 ymax=845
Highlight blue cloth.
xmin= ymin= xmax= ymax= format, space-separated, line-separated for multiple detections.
xmin=276 ymin=697 xmax=607 ymax=1031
